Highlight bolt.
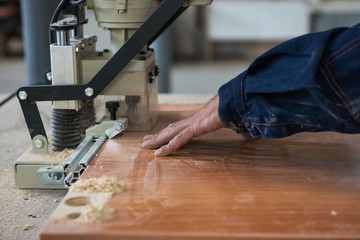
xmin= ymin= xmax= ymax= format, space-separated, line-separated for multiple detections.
xmin=46 ymin=72 xmax=52 ymax=82
xmin=85 ymin=87 xmax=94 ymax=97
xmin=148 ymin=72 xmax=155 ymax=83
xmin=75 ymin=47 xmax=79 ymax=53
xmin=34 ymin=139 xmax=44 ymax=149
xmin=52 ymin=172 xmax=63 ymax=181
xmin=106 ymin=101 xmax=119 ymax=120
xmin=115 ymin=123 xmax=123 ymax=131
xmin=18 ymin=91 xmax=28 ymax=100
xmin=155 ymin=65 xmax=160 ymax=76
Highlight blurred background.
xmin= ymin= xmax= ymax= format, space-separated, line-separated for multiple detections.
xmin=1 ymin=0 xmax=360 ymax=96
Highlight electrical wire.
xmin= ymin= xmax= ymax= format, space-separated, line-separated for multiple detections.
xmin=0 ymin=91 xmax=16 ymax=107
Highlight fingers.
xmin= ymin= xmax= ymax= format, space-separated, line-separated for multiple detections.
xmin=154 ymin=127 xmax=194 ymax=157
xmin=142 ymin=121 xmax=188 ymax=149
xmin=142 ymin=94 xmax=225 ymax=157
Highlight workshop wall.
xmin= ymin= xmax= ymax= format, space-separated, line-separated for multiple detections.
xmin=2 ymin=0 xmax=360 ymax=95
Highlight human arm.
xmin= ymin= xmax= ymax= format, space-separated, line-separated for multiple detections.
xmin=143 ymin=23 xmax=360 ymax=156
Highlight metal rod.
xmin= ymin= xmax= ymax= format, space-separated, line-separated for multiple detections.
xmin=79 ymin=136 xmax=107 ymax=168
xmin=63 ymin=136 xmax=93 ymax=171
xmin=56 ymin=30 xmax=70 ymax=45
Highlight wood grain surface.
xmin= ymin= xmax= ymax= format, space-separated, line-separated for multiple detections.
xmin=40 ymin=104 xmax=360 ymax=240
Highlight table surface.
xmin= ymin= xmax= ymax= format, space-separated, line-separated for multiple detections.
xmin=40 ymin=104 xmax=360 ymax=240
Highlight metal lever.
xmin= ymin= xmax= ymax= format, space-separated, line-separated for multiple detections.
xmin=105 ymin=122 xmax=125 ymax=139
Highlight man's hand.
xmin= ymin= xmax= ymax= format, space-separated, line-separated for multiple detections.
xmin=142 ymin=94 xmax=225 ymax=156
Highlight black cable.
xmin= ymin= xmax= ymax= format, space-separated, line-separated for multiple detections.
xmin=0 ymin=91 xmax=16 ymax=107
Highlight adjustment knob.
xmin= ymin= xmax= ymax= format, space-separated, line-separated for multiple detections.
xmin=106 ymin=101 xmax=119 ymax=120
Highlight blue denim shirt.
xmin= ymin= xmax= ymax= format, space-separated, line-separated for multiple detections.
xmin=218 ymin=23 xmax=360 ymax=138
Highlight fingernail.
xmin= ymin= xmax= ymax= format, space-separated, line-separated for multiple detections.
xmin=142 ymin=140 xmax=154 ymax=149
xmin=154 ymin=148 xmax=162 ymax=156
xmin=143 ymin=135 xmax=154 ymax=141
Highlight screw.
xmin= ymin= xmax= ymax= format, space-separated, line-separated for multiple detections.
xmin=18 ymin=91 xmax=28 ymax=100
xmin=115 ymin=123 xmax=123 ymax=131
xmin=46 ymin=72 xmax=52 ymax=82
xmin=148 ymin=73 xmax=155 ymax=83
xmin=52 ymin=172 xmax=63 ymax=181
xmin=34 ymin=139 xmax=44 ymax=149
xmin=85 ymin=87 xmax=94 ymax=97
xmin=155 ymin=65 xmax=160 ymax=76
xmin=75 ymin=47 xmax=79 ymax=53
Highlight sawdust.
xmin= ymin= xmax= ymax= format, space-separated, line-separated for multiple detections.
xmin=76 ymin=205 xmax=115 ymax=223
xmin=27 ymin=148 xmax=74 ymax=164
xmin=69 ymin=177 xmax=125 ymax=196
xmin=50 ymin=212 xmax=68 ymax=222
xmin=50 ymin=205 xmax=115 ymax=224
xmin=23 ymin=224 xmax=35 ymax=231
xmin=50 ymin=177 xmax=124 ymax=224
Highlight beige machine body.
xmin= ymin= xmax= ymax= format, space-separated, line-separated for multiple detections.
xmin=15 ymin=0 xmax=212 ymax=189
xmin=51 ymin=0 xmax=211 ymax=130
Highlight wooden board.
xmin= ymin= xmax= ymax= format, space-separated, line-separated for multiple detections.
xmin=40 ymin=104 xmax=360 ymax=240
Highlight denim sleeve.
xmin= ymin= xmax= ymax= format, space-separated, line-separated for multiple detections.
xmin=218 ymin=23 xmax=360 ymax=138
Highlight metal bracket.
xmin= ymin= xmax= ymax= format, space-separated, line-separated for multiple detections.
xmin=35 ymin=135 xmax=107 ymax=187
xmin=32 ymin=135 xmax=49 ymax=154
xmin=86 ymin=119 xmax=128 ymax=139
xmin=37 ymin=166 xmax=65 ymax=185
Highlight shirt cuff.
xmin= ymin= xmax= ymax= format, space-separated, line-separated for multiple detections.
xmin=218 ymin=72 xmax=249 ymax=134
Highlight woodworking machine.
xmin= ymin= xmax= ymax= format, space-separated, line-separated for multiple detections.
xmin=14 ymin=0 xmax=212 ymax=189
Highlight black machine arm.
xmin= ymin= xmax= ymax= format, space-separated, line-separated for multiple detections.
xmin=17 ymin=0 xmax=188 ymax=141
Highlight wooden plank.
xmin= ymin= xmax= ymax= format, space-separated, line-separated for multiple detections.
xmin=40 ymin=104 xmax=360 ymax=240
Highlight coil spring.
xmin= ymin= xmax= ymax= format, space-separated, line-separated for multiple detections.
xmin=79 ymin=100 xmax=96 ymax=133
xmin=51 ymin=108 xmax=82 ymax=151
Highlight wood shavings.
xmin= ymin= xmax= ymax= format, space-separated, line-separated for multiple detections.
xmin=23 ymin=224 xmax=35 ymax=231
xmin=26 ymin=148 xmax=74 ymax=164
xmin=69 ymin=177 xmax=125 ymax=196
xmin=51 ymin=178 xmax=124 ymax=224
xmin=50 ymin=202 xmax=115 ymax=224
xmin=76 ymin=205 xmax=115 ymax=223
xmin=51 ymin=206 xmax=114 ymax=224
xmin=50 ymin=212 xmax=68 ymax=222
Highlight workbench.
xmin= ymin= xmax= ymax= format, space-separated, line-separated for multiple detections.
xmin=40 ymin=103 xmax=360 ymax=240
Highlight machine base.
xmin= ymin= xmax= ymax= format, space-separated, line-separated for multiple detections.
xmin=14 ymin=148 xmax=72 ymax=189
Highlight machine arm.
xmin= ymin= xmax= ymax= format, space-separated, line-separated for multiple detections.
xmin=17 ymin=0 xmax=188 ymax=142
